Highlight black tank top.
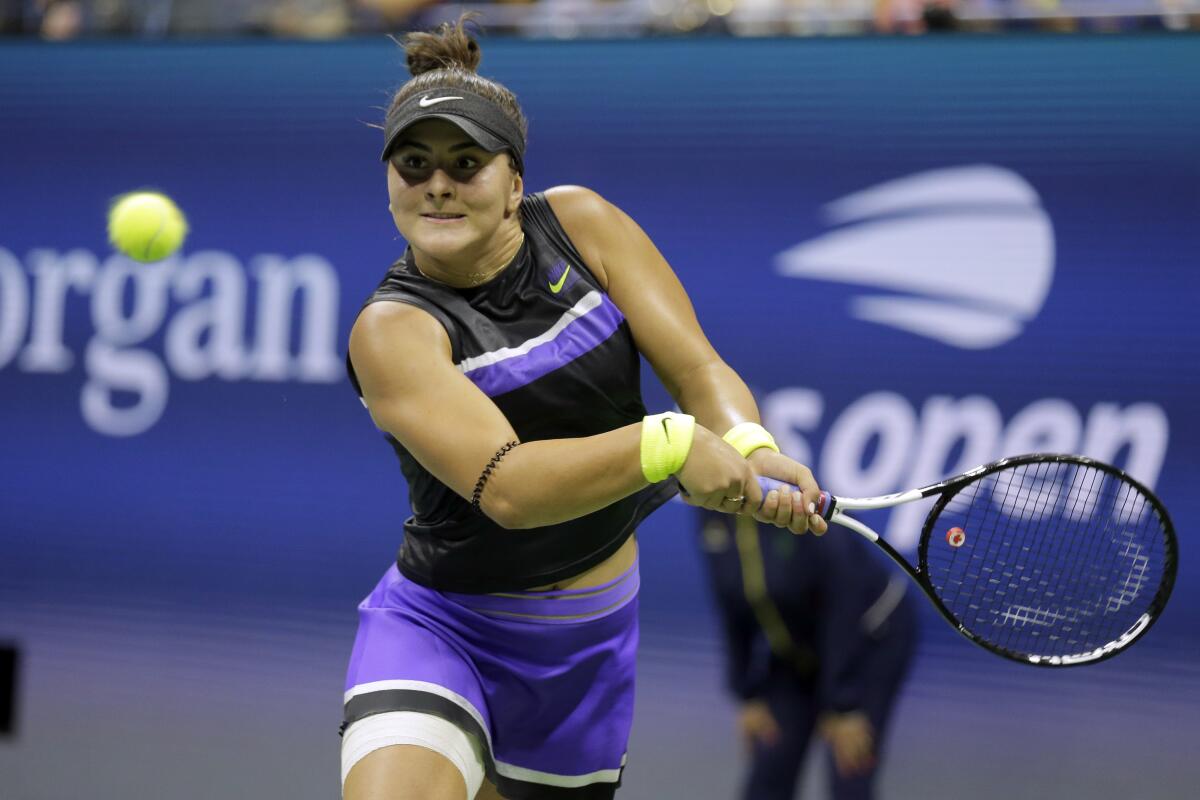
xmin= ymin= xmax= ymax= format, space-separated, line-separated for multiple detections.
xmin=347 ymin=193 xmax=677 ymax=592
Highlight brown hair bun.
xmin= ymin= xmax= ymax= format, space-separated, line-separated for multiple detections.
xmin=404 ymin=15 xmax=482 ymax=77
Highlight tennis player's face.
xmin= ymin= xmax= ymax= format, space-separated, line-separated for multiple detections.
xmin=386 ymin=119 xmax=521 ymax=262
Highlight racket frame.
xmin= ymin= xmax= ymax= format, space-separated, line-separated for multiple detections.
xmin=815 ymin=453 xmax=1178 ymax=667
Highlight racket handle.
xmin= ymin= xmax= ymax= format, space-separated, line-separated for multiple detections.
xmin=755 ymin=477 xmax=833 ymax=518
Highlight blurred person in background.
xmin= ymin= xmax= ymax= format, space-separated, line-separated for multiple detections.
xmin=357 ymin=0 xmax=460 ymax=30
xmin=918 ymin=0 xmax=959 ymax=29
xmin=0 ymin=0 xmax=20 ymax=34
xmin=873 ymin=0 xmax=960 ymax=32
xmin=698 ymin=510 xmax=918 ymax=800
xmin=9 ymin=0 xmax=1199 ymax=37
xmin=169 ymin=0 xmax=354 ymax=36
xmin=12 ymin=0 xmax=431 ymax=38
xmin=40 ymin=0 xmax=83 ymax=37
xmin=23 ymin=0 xmax=134 ymax=38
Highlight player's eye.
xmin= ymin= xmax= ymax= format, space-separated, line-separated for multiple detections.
xmin=393 ymin=154 xmax=434 ymax=184
xmin=445 ymin=155 xmax=484 ymax=182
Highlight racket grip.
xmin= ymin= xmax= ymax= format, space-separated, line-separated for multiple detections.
xmin=755 ymin=477 xmax=833 ymax=518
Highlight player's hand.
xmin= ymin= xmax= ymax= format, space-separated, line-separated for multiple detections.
xmin=676 ymin=427 xmax=761 ymax=514
xmin=747 ymin=449 xmax=828 ymax=535
xmin=737 ymin=700 xmax=781 ymax=752
xmin=818 ymin=711 xmax=876 ymax=777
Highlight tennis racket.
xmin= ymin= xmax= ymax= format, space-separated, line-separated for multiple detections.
xmin=758 ymin=453 xmax=1177 ymax=666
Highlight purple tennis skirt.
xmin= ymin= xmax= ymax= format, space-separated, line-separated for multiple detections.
xmin=342 ymin=558 xmax=640 ymax=800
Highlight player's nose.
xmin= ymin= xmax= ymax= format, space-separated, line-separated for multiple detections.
xmin=424 ymin=168 xmax=455 ymax=199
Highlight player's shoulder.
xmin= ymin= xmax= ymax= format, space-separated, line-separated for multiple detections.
xmin=543 ymin=184 xmax=610 ymax=215
xmin=350 ymin=300 xmax=450 ymax=368
xmin=542 ymin=186 xmax=628 ymax=287
xmin=545 ymin=185 xmax=634 ymax=232
xmin=354 ymin=298 xmax=439 ymax=330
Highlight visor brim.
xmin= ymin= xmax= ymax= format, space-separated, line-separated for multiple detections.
xmin=380 ymin=113 xmax=509 ymax=162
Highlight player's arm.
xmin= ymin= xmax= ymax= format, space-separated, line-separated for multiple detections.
xmin=543 ymin=187 xmax=750 ymax=429
xmin=546 ymin=186 xmax=826 ymax=533
xmin=349 ymin=301 xmax=652 ymax=529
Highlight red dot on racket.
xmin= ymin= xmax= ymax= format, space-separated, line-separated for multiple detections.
xmin=946 ymin=527 xmax=966 ymax=547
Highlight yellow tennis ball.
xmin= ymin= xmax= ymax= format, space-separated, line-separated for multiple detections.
xmin=107 ymin=191 xmax=188 ymax=263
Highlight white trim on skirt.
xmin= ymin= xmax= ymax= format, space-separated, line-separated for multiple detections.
xmin=344 ymin=680 xmax=627 ymax=788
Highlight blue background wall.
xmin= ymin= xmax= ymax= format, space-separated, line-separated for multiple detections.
xmin=1 ymin=36 xmax=1198 ymax=799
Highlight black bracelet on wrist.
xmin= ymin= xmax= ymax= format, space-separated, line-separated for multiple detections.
xmin=471 ymin=440 xmax=520 ymax=514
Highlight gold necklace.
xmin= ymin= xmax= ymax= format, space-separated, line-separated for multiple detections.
xmin=459 ymin=260 xmax=510 ymax=286
xmin=417 ymin=234 xmax=524 ymax=288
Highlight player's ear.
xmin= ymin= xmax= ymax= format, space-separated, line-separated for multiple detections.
xmin=506 ymin=164 xmax=523 ymax=217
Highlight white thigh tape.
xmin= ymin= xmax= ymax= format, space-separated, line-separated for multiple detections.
xmin=341 ymin=710 xmax=486 ymax=797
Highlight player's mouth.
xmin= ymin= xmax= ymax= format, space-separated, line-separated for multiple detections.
xmin=421 ymin=212 xmax=466 ymax=224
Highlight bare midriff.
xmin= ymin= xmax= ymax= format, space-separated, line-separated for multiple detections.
xmin=527 ymin=535 xmax=638 ymax=592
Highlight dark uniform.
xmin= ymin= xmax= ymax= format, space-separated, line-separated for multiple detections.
xmin=698 ymin=511 xmax=918 ymax=800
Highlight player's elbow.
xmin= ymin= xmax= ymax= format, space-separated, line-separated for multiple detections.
xmin=472 ymin=448 xmax=547 ymax=529
xmin=477 ymin=487 xmax=537 ymax=530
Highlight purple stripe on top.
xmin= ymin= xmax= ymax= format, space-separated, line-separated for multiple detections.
xmin=463 ymin=293 xmax=626 ymax=397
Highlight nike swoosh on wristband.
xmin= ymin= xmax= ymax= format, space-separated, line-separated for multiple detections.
xmin=548 ymin=265 xmax=572 ymax=293
xmin=419 ymin=95 xmax=463 ymax=107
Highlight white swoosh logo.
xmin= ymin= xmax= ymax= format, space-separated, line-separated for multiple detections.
xmin=775 ymin=165 xmax=1055 ymax=349
xmin=419 ymin=95 xmax=463 ymax=107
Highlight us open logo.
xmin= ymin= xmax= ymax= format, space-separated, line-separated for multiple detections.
xmin=775 ymin=165 xmax=1055 ymax=350
xmin=763 ymin=168 xmax=1167 ymax=552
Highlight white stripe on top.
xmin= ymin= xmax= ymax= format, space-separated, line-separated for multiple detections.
xmin=455 ymin=291 xmax=605 ymax=374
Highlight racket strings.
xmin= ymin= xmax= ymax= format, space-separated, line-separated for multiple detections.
xmin=925 ymin=461 xmax=1170 ymax=661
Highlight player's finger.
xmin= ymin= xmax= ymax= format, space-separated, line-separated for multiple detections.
xmin=768 ymin=483 xmax=788 ymax=525
xmin=794 ymin=470 xmax=821 ymax=522
xmin=794 ymin=500 xmax=825 ymax=536
xmin=780 ymin=483 xmax=813 ymax=534
xmin=772 ymin=482 xmax=795 ymax=528
xmin=705 ymin=485 xmax=740 ymax=512
xmin=719 ymin=490 xmax=747 ymax=514
xmin=757 ymin=489 xmax=780 ymax=520
xmin=742 ymin=468 xmax=763 ymax=511
xmin=785 ymin=492 xmax=812 ymax=535
xmin=798 ymin=476 xmax=827 ymax=536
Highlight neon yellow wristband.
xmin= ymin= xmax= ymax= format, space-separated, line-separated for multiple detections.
xmin=722 ymin=422 xmax=780 ymax=458
xmin=641 ymin=412 xmax=696 ymax=483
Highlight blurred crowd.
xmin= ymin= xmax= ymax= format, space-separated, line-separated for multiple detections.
xmin=2 ymin=0 xmax=1198 ymax=38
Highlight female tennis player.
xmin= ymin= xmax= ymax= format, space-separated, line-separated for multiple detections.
xmin=341 ymin=17 xmax=827 ymax=800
